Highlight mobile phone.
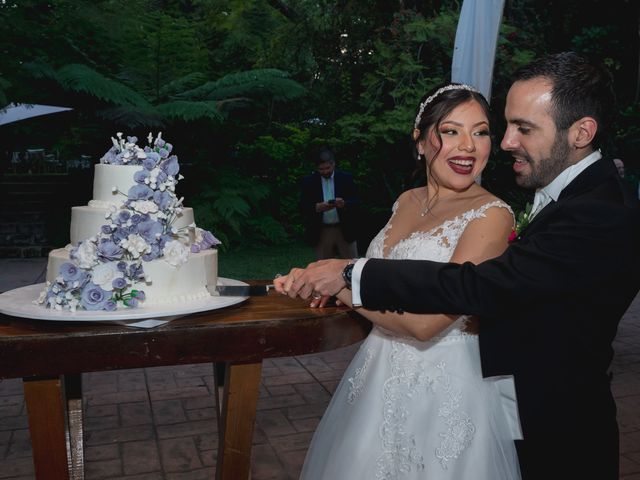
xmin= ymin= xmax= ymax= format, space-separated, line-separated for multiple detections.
xmin=327 ymin=199 xmax=336 ymax=204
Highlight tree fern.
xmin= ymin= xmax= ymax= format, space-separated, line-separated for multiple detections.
xmin=178 ymin=69 xmax=306 ymax=102
xmin=96 ymin=106 xmax=164 ymax=128
xmin=159 ymin=72 xmax=210 ymax=99
xmin=56 ymin=64 xmax=150 ymax=107
xmin=155 ymin=100 xmax=223 ymax=122
xmin=22 ymin=61 xmax=59 ymax=81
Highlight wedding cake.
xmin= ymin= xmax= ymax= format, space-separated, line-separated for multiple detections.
xmin=39 ymin=132 xmax=220 ymax=311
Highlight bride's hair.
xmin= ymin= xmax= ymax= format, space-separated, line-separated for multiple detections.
xmin=411 ymin=83 xmax=491 ymax=207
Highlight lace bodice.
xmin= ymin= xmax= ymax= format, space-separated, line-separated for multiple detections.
xmin=367 ymin=199 xmax=512 ymax=262
xmin=365 ymin=199 xmax=512 ymax=342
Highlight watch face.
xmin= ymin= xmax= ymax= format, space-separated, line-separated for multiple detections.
xmin=343 ymin=263 xmax=354 ymax=286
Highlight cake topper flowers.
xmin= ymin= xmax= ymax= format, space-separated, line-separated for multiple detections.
xmin=38 ymin=132 xmax=220 ymax=312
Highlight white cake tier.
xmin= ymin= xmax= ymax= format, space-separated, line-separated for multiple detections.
xmin=91 ymin=163 xmax=142 ymax=207
xmin=46 ymin=248 xmax=218 ymax=307
xmin=70 ymin=206 xmax=195 ymax=246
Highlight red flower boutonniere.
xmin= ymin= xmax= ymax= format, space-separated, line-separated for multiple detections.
xmin=508 ymin=202 xmax=533 ymax=244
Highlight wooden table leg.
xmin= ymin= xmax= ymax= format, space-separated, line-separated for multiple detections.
xmin=64 ymin=374 xmax=84 ymax=480
xmin=23 ymin=376 xmax=71 ymax=480
xmin=216 ymin=361 xmax=263 ymax=480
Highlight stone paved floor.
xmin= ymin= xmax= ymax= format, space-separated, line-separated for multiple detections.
xmin=1 ymin=259 xmax=640 ymax=479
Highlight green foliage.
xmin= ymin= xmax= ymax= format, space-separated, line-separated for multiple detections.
xmin=159 ymin=73 xmax=210 ymax=98
xmin=218 ymin=241 xmax=315 ymax=279
xmin=0 ymin=76 xmax=9 ymax=106
xmin=190 ymin=166 xmax=289 ymax=249
xmin=179 ymin=69 xmax=306 ymax=102
xmin=156 ymin=101 xmax=223 ymax=122
xmin=54 ymin=64 xmax=151 ymax=107
xmin=1 ymin=0 xmax=638 ymax=252
xmin=234 ymin=123 xmax=319 ymax=238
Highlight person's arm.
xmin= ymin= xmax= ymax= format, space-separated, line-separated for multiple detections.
xmin=329 ymin=205 xmax=512 ymax=340
xmin=359 ymin=194 xmax=640 ymax=317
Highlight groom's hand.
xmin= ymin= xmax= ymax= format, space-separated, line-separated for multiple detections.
xmin=289 ymin=259 xmax=350 ymax=299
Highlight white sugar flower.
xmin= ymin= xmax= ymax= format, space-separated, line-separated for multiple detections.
xmin=194 ymin=227 xmax=204 ymax=244
xmin=36 ymin=288 xmax=47 ymax=304
xmin=68 ymin=298 xmax=79 ymax=312
xmin=163 ymin=239 xmax=189 ymax=267
xmin=74 ymin=240 xmax=99 ymax=269
xmin=131 ymin=200 xmax=159 ymax=215
xmin=121 ymin=234 xmax=151 ymax=259
xmin=91 ymin=262 xmax=124 ymax=291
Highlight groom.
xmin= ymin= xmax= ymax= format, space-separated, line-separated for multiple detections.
xmin=276 ymin=52 xmax=640 ymax=479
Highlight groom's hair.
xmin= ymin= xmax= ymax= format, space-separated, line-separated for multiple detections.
xmin=513 ymin=51 xmax=616 ymax=149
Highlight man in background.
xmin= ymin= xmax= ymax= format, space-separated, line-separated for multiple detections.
xmin=300 ymin=146 xmax=359 ymax=259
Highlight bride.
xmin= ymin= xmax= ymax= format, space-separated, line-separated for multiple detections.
xmin=295 ymin=84 xmax=522 ymax=479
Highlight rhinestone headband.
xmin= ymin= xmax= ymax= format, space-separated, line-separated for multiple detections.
xmin=414 ymin=84 xmax=480 ymax=129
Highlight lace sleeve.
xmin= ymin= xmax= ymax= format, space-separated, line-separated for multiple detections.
xmin=471 ymin=200 xmax=514 ymax=226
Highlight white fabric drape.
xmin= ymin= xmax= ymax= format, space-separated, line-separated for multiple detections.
xmin=451 ymin=0 xmax=506 ymax=100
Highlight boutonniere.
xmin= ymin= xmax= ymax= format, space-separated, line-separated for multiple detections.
xmin=508 ymin=202 xmax=533 ymax=243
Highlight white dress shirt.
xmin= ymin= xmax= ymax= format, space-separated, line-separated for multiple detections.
xmin=321 ymin=173 xmax=339 ymax=225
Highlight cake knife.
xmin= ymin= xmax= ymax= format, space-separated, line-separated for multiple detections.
xmin=213 ymin=284 xmax=274 ymax=296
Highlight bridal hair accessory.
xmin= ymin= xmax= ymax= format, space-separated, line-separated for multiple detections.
xmin=414 ymin=84 xmax=480 ymax=129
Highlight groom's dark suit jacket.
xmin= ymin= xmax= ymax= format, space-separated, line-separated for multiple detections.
xmin=360 ymin=158 xmax=640 ymax=479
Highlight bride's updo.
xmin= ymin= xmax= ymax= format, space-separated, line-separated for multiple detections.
xmin=412 ymin=83 xmax=491 ymax=189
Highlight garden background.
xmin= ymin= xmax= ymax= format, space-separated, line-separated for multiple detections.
xmin=0 ymin=0 xmax=638 ymax=269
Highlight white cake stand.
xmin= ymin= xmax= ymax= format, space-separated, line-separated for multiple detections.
xmin=0 ymin=277 xmax=248 ymax=328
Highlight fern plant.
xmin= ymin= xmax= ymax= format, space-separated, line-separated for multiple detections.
xmin=22 ymin=62 xmax=305 ymax=127
xmin=190 ymin=166 xmax=288 ymax=249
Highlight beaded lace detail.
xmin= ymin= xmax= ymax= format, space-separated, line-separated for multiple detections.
xmin=359 ymin=199 xmax=512 ymax=478
xmin=375 ymin=341 xmax=431 ymax=479
xmin=434 ymin=362 xmax=476 ymax=468
xmin=347 ymin=347 xmax=373 ymax=404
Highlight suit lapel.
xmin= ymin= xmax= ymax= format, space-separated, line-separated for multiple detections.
xmin=518 ymin=159 xmax=616 ymax=239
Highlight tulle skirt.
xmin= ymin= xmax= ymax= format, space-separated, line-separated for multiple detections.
xmin=300 ymin=326 xmax=522 ymax=480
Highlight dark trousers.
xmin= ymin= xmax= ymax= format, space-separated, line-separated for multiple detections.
xmin=515 ymin=423 xmax=619 ymax=480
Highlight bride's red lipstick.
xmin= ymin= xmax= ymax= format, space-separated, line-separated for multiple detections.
xmin=447 ymin=156 xmax=475 ymax=174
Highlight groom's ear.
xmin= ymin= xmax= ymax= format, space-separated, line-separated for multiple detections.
xmin=569 ymin=116 xmax=598 ymax=149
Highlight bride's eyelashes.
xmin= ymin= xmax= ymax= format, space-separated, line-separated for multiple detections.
xmin=438 ymin=128 xmax=491 ymax=137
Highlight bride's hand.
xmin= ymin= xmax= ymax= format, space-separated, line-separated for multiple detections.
xmin=309 ymin=289 xmax=352 ymax=308
xmin=273 ymin=268 xmax=305 ymax=295
xmin=309 ymin=294 xmax=336 ymax=308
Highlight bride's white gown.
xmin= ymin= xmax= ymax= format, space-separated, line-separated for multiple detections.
xmin=300 ymin=200 xmax=522 ymax=480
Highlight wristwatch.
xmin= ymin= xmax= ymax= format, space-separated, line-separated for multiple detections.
xmin=342 ymin=261 xmax=355 ymax=290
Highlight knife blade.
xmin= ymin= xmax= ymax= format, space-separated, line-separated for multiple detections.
xmin=212 ymin=284 xmax=273 ymax=296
